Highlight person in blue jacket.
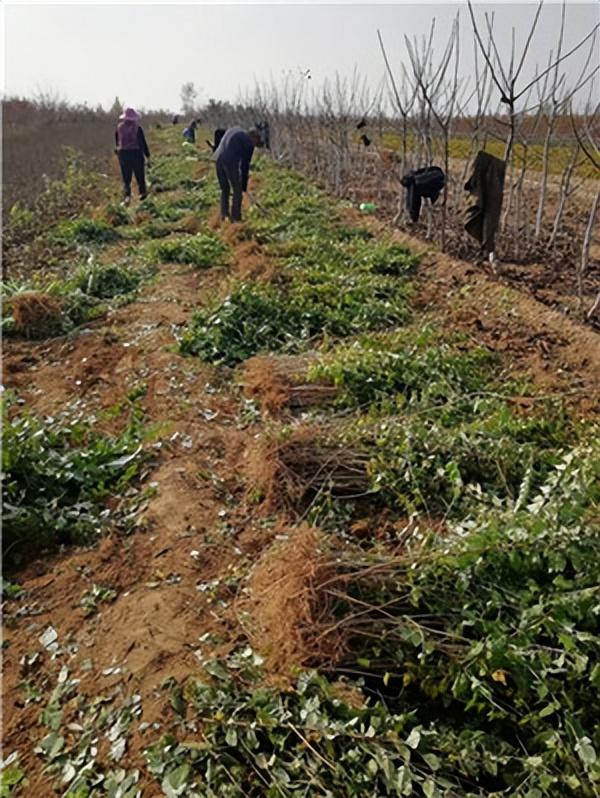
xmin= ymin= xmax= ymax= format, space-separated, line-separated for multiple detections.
xmin=183 ymin=119 xmax=198 ymax=143
xmin=213 ymin=126 xmax=263 ymax=222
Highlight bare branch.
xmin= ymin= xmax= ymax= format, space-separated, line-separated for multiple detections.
xmin=516 ymin=22 xmax=600 ymax=100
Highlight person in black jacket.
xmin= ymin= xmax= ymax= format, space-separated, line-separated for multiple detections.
xmin=114 ymin=108 xmax=150 ymax=204
xmin=213 ymin=127 xmax=263 ymax=222
xmin=464 ymin=151 xmax=506 ymax=257
xmin=400 ymin=166 xmax=445 ymax=222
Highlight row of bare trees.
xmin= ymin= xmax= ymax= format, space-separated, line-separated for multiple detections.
xmin=201 ymin=1 xmax=599 ymax=319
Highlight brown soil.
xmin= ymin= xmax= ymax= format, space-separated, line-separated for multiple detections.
xmin=348 ymin=212 xmax=600 ymax=415
xmin=2 ymin=246 xmax=255 ymax=793
xmin=3 ymin=151 xmax=600 ymax=796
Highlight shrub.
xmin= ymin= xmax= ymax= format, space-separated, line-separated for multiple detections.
xmin=145 ymin=232 xmax=229 ymax=268
xmin=2 ymin=403 xmax=143 ymax=567
xmin=73 ymin=264 xmax=141 ymax=299
xmin=180 ymin=271 xmax=411 ymax=366
xmin=52 ymin=218 xmax=120 ymax=247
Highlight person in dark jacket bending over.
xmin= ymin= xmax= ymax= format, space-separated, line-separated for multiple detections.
xmin=115 ymin=107 xmax=150 ymax=204
xmin=213 ymin=126 xmax=263 ymax=222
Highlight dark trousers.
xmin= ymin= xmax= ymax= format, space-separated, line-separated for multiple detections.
xmin=216 ymin=160 xmax=243 ymax=221
xmin=118 ymin=150 xmax=147 ymax=199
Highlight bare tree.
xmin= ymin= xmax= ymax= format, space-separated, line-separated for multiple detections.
xmin=180 ymin=82 xmax=199 ymax=117
xmin=468 ymin=0 xmax=598 ymax=162
xmin=570 ymin=103 xmax=600 ymax=318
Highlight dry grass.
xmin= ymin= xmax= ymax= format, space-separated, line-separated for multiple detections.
xmin=10 ymin=292 xmax=63 ymax=337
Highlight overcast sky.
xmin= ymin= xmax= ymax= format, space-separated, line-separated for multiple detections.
xmin=3 ymin=2 xmax=599 ymax=112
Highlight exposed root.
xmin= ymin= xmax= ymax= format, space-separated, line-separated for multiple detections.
xmin=242 ymin=525 xmax=341 ymax=675
xmin=10 ymin=292 xmax=63 ymax=338
xmin=234 ymin=241 xmax=276 ymax=282
xmin=208 ymin=207 xmax=222 ymax=230
xmin=175 ymin=214 xmax=203 ymax=234
xmin=220 ymin=220 xmax=254 ymax=246
xmin=131 ymin=210 xmax=152 ymax=225
xmin=240 ymin=354 xmax=338 ymax=415
xmin=245 ymin=423 xmax=370 ymax=511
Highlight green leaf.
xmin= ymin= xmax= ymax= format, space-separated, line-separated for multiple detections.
xmin=405 ymin=729 xmax=421 ymax=750
xmin=162 ymin=764 xmax=191 ymax=798
xmin=204 ymin=660 xmax=230 ymax=681
xmin=423 ymin=753 xmax=441 ymax=771
xmin=537 ymin=702 xmax=558 ymax=718
xmin=422 ymin=779 xmax=439 ymax=798
xmin=575 ymin=737 xmax=597 ymax=767
xmin=225 ymin=727 xmax=238 ymax=746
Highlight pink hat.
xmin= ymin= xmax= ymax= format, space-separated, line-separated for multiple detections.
xmin=119 ymin=107 xmax=140 ymax=121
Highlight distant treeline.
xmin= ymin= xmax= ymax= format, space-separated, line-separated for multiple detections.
xmin=2 ymin=97 xmax=172 ymax=220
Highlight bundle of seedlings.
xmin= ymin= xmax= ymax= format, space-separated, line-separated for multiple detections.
xmin=173 ymin=213 xmax=203 ymax=235
xmin=144 ymin=232 xmax=229 ymax=268
xmin=72 ymin=262 xmax=142 ymax=299
xmin=145 ymin=657 xmax=490 ymax=797
xmin=240 ymin=353 xmax=339 ymax=414
xmin=119 ymin=218 xmax=172 ymax=240
xmin=247 ymin=170 xmax=336 ymax=247
xmin=146 ymin=152 xmax=201 ymax=192
xmin=51 ymin=217 xmax=121 ymax=248
xmin=3 ymin=402 xmax=144 ymax=567
xmin=245 ymin=390 xmax=571 ymax=518
xmin=308 ymin=442 xmax=600 ymax=795
xmin=98 ymin=201 xmax=130 ymax=227
xmin=8 ymin=291 xmax=63 ymax=338
xmin=365 ymin=398 xmax=574 ymax=515
xmin=305 ymin=327 xmax=496 ymax=411
xmin=245 ymin=423 xmax=371 ymax=512
xmin=149 ymin=449 xmax=600 ymax=798
xmin=240 ymin=525 xmax=341 ymax=675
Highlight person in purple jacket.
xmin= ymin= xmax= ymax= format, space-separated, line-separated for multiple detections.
xmin=213 ymin=126 xmax=263 ymax=222
xmin=114 ymin=108 xmax=150 ymax=204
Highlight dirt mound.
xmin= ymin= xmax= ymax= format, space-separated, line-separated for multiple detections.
xmin=10 ymin=292 xmax=63 ymax=337
xmin=242 ymin=525 xmax=337 ymax=675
